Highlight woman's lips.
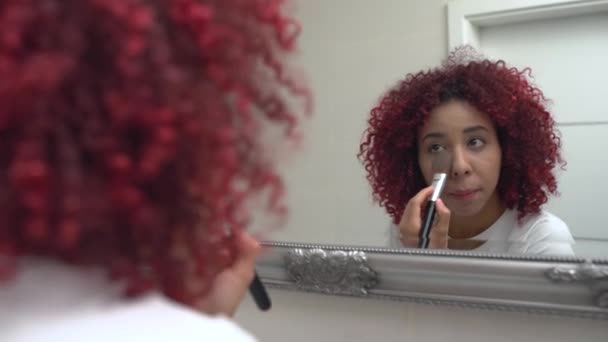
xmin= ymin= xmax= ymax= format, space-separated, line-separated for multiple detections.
xmin=447 ymin=189 xmax=480 ymax=201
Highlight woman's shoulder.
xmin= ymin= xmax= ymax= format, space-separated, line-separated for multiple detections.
xmin=90 ymin=296 xmax=257 ymax=342
xmin=517 ymin=210 xmax=573 ymax=240
xmin=1 ymin=259 xmax=257 ymax=342
xmin=507 ymin=209 xmax=575 ymax=256
xmin=7 ymin=294 xmax=257 ymax=342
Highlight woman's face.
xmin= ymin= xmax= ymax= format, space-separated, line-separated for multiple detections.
xmin=417 ymin=100 xmax=502 ymax=217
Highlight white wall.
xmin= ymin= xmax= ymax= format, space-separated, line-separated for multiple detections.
xmin=235 ymin=290 xmax=608 ymax=342
xmin=272 ymin=0 xmax=450 ymax=246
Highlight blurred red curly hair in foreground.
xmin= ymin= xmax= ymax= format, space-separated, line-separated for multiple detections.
xmin=359 ymin=47 xmax=564 ymax=224
xmin=0 ymin=0 xmax=309 ymax=305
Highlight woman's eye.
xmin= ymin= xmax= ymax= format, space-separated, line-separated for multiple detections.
xmin=428 ymin=144 xmax=444 ymax=153
xmin=468 ymin=138 xmax=485 ymax=148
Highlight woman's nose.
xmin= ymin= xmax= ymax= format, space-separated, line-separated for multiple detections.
xmin=450 ymin=148 xmax=472 ymax=177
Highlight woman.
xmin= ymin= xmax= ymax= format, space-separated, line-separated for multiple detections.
xmin=359 ymin=47 xmax=574 ymax=256
xmin=0 ymin=0 xmax=309 ymax=341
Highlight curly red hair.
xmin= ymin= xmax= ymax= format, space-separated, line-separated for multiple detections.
xmin=359 ymin=47 xmax=563 ymax=224
xmin=0 ymin=0 xmax=309 ymax=305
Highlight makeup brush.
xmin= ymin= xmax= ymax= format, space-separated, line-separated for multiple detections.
xmin=418 ymin=152 xmax=451 ymax=248
xmin=249 ymin=271 xmax=271 ymax=311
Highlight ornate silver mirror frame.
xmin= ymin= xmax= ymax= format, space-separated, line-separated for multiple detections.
xmin=257 ymin=242 xmax=608 ymax=320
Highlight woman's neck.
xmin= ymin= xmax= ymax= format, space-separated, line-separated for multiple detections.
xmin=448 ymin=193 xmax=506 ymax=239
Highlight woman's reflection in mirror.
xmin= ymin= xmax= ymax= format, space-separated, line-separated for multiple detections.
xmin=359 ymin=46 xmax=574 ymax=256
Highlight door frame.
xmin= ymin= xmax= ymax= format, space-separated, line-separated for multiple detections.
xmin=447 ymin=0 xmax=608 ymax=50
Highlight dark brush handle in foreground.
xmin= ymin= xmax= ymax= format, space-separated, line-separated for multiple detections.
xmin=418 ymin=200 xmax=437 ymax=249
xmin=249 ymin=271 xmax=271 ymax=311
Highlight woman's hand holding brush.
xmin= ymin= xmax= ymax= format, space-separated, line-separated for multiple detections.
xmin=398 ymin=186 xmax=451 ymax=249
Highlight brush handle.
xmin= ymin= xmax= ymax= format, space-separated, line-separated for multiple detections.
xmin=418 ymin=200 xmax=437 ymax=249
xmin=249 ymin=271 xmax=271 ymax=311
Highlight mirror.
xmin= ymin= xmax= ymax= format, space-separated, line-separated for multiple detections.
xmin=267 ymin=0 xmax=608 ymax=259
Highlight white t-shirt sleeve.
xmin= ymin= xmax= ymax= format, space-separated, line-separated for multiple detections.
xmin=519 ymin=213 xmax=575 ymax=256
xmin=7 ymin=295 xmax=257 ymax=342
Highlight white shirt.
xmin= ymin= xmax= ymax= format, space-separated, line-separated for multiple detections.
xmin=388 ymin=209 xmax=575 ymax=256
xmin=0 ymin=258 xmax=257 ymax=342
